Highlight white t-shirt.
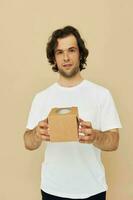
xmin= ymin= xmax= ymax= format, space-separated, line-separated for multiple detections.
xmin=26 ymin=80 xmax=122 ymax=199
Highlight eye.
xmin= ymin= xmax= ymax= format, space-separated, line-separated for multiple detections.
xmin=56 ymin=51 xmax=63 ymax=55
xmin=69 ymin=48 xmax=77 ymax=53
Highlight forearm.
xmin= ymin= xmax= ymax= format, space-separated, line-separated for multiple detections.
xmin=24 ymin=127 xmax=42 ymax=150
xmin=93 ymin=130 xmax=119 ymax=151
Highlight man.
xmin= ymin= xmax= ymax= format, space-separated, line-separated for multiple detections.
xmin=24 ymin=26 xmax=121 ymax=200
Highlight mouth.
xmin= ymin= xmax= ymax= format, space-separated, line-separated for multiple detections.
xmin=63 ymin=64 xmax=72 ymax=67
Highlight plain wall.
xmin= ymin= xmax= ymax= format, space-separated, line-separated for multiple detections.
xmin=0 ymin=0 xmax=133 ymax=199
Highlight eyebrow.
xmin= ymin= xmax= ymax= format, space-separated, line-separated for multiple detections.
xmin=55 ymin=46 xmax=78 ymax=53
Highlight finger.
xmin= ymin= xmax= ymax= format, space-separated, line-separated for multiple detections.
xmin=78 ymin=118 xmax=84 ymax=123
xmin=38 ymin=121 xmax=49 ymax=129
xmin=43 ymin=118 xmax=48 ymax=123
xmin=79 ymin=138 xmax=90 ymax=144
xmin=79 ymin=135 xmax=93 ymax=143
xmin=80 ymin=121 xmax=92 ymax=128
xmin=40 ymin=129 xmax=50 ymax=136
xmin=36 ymin=127 xmax=49 ymax=138
xmin=41 ymin=135 xmax=50 ymax=141
xmin=79 ymin=127 xmax=92 ymax=135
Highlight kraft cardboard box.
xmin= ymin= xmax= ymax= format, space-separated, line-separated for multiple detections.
xmin=48 ymin=107 xmax=79 ymax=142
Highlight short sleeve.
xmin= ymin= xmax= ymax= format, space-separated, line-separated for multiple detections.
xmin=100 ymin=90 xmax=122 ymax=131
xmin=26 ymin=95 xmax=43 ymax=130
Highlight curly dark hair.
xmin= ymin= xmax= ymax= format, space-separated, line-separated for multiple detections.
xmin=46 ymin=25 xmax=89 ymax=72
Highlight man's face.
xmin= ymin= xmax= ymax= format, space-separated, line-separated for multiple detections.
xmin=54 ymin=35 xmax=80 ymax=78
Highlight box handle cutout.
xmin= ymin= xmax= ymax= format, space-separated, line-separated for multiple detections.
xmin=56 ymin=108 xmax=71 ymax=114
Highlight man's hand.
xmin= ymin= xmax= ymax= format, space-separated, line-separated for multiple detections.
xmin=24 ymin=118 xmax=50 ymax=150
xmin=78 ymin=119 xmax=97 ymax=143
xmin=36 ymin=118 xmax=50 ymax=141
xmin=34 ymin=117 xmax=119 ymax=151
xmin=78 ymin=118 xmax=119 ymax=151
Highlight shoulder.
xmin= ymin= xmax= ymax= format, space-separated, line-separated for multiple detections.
xmin=32 ymin=83 xmax=56 ymax=103
xmin=36 ymin=83 xmax=56 ymax=97
xmin=83 ymin=80 xmax=113 ymax=105
xmin=84 ymin=80 xmax=110 ymax=95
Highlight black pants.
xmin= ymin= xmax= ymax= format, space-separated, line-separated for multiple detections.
xmin=41 ymin=190 xmax=106 ymax=200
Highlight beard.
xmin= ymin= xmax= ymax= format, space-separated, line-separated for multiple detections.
xmin=58 ymin=65 xmax=80 ymax=78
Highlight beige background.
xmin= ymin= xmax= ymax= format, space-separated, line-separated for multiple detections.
xmin=0 ymin=0 xmax=132 ymax=199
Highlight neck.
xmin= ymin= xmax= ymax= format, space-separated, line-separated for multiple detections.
xmin=57 ymin=72 xmax=84 ymax=87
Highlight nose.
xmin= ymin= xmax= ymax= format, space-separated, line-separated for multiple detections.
xmin=63 ymin=51 xmax=69 ymax=62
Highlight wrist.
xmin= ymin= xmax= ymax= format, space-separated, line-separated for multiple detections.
xmin=93 ymin=130 xmax=102 ymax=145
xmin=33 ymin=127 xmax=42 ymax=142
